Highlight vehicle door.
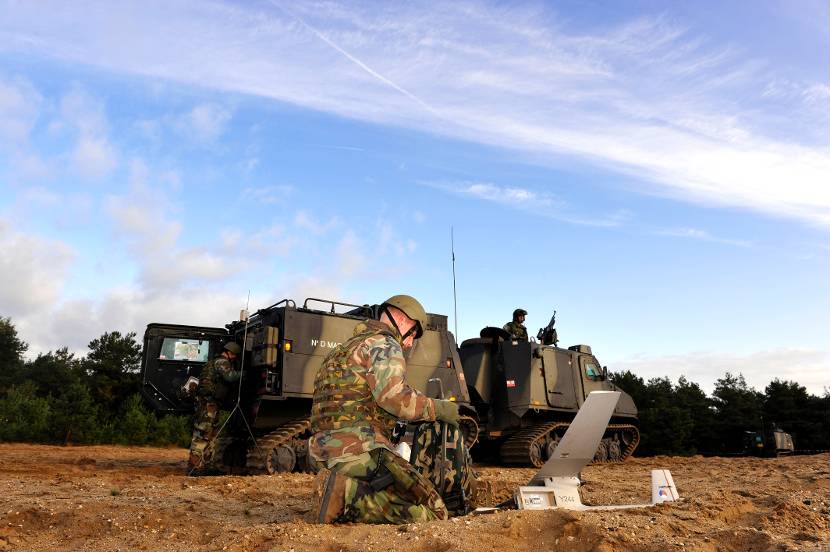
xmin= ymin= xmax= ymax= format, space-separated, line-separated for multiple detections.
xmin=140 ymin=323 xmax=229 ymax=413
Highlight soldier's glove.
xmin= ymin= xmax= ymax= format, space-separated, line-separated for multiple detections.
xmin=434 ymin=400 xmax=460 ymax=426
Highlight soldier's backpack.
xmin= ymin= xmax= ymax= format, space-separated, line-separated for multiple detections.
xmin=408 ymin=421 xmax=476 ymax=515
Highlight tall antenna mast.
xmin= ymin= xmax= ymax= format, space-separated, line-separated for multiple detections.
xmin=451 ymin=227 xmax=458 ymax=339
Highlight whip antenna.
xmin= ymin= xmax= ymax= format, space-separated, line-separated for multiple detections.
xmin=225 ymin=289 xmax=257 ymax=445
xmin=451 ymin=227 xmax=458 ymax=339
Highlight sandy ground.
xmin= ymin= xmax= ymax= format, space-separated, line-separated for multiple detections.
xmin=0 ymin=444 xmax=828 ymax=551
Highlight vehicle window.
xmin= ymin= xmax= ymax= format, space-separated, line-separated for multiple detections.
xmin=585 ymin=363 xmax=600 ymax=380
xmin=159 ymin=338 xmax=210 ymax=362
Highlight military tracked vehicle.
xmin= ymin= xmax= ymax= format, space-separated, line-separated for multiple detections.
xmin=141 ymin=297 xmax=640 ymax=472
xmin=742 ymin=427 xmax=795 ymax=457
xmin=459 ymin=325 xmax=639 ymax=467
xmin=140 ymin=298 xmax=471 ymax=474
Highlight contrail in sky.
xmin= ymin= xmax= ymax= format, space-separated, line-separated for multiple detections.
xmin=271 ymin=1 xmax=440 ymax=117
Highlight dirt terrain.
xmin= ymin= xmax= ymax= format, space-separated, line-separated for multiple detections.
xmin=0 ymin=444 xmax=828 ymax=551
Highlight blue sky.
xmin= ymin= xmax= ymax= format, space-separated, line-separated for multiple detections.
xmin=1 ymin=0 xmax=828 ymax=394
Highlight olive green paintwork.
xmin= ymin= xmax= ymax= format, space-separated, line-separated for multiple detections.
xmin=140 ymin=299 xmax=469 ymax=434
xmin=459 ymin=333 xmax=637 ymax=432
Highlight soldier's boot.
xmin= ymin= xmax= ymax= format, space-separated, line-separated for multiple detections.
xmin=187 ymin=450 xmax=202 ymax=471
xmin=187 ymin=438 xmax=221 ymax=475
xmin=310 ymin=468 xmax=349 ymax=523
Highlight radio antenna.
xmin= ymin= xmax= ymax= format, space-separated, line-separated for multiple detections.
xmin=451 ymin=227 xmax=459 ymax=339
xmin=226 ymin=289 xmax=257 ymax=445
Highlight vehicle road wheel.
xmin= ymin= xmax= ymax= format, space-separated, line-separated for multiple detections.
xmin=594 ymin=439 xmax=609 ymax=462
xmin=267 ymin=444 xmax=297 ymax=473
xmin=545 ymin=433 xmax=561 ymax=460
xmin=528 ymin=441 xmax=544 ymax=468
xmin=608 ymin=436 xmax=622 ymax=461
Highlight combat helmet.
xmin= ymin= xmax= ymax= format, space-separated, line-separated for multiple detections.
xmin=513 ymin=308 xmax=527 ymax=319
xmin=381 ymin=294 xmax=428 ymax=339
xmin=224 ymin=341 xmax=242 ymax=355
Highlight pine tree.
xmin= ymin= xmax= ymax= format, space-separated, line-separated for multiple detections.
xmin=712 ymin=373 xmax=763 ymax=454
xmin=83 ymin=331 xmax=142 ymax=416
xmin=0 ymin=317 xmax=27 ymax=392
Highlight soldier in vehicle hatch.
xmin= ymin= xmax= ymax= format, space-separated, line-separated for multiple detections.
xmin=503 ymin=308 xmax=528 ymax=341
xmin=187 ymin=341 xmax=242 ymax=474
xmin=308 ymin=294 xmax=469 ymax=524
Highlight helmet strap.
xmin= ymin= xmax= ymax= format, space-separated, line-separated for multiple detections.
xmin=381 ymin=305 xmax=422 ymax=341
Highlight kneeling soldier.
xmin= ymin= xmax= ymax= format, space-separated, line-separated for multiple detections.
xmin=309 ymin=295 xmax=466 ymax=523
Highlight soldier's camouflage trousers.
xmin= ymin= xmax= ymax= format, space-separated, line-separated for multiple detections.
xmin=188 ymin=398 xmax=220 ymax=471
xmin=311 ymin=448 xmax=449 ymax=524
xmin=410 ymin=422 xmax=475 ymax=516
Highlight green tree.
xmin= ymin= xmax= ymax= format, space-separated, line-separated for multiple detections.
xmin=0 ymin=383 xmax=51 ymax=442
xmin=674 ymin=376 xmax=717 ymax=454
xmin=49 ymin=382 xmax=101 ymax=444
xmin=0 ymin=317 xmax=27 ymax=391
xmin=83 ymin=331 xmax=142 ymax=416
xmin=763 ymin=380 xmax=825 ymax=450
xmin=610 ymin=371 xmax=653 ymax=455
xmin=23 ymin=348 xmax=83 ymax=397
xmin=116 ymin=394 xmax=152 ymax=445
xmin=609 ymin=370 xmax=648 ymax=406
xmin=712 ymin=373 xmax=763 ymax=454
xmin=636 ymin=377 xmax=694 ymax=456
xmin=812 ymin=394 xmax=830 ymax=450
xmin=153 ymin=414 xmax=192 ymax=447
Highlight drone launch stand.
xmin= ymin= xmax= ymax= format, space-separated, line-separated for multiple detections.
xmin=479 ymin=391 xmax=680 ymax=513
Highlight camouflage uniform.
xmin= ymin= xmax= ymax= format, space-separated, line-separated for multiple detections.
xmin=188 ymin=354 xmax=240 ymax=471
xmin=503 ymin=321 xmax=528 ymax=341
xmin=309 ymin=319 xmax=450 ymax=524
xmin=410 ymin=421 xmax=475 ymax=515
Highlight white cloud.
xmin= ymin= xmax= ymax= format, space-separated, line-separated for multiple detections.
xmin=803 ymin=83 xmax=830 ymax=105
xmin=0 ymin=75 xmax=41 ymax=144
xmin=425 ymin=180 xmax=628 ymax=227
xmin=6 ymin=2 xmax=830 ymax=226
xmin=0 ymin=75 xmax=52 ymax=182
xmin=336 ymin=230 xmax=365 ymax=278
xmin=3 ymin=200 xmax=408 ymax=356
xmin=658 ymin=227 xmax=753 ymax=248
xmin=294 ymin=210 xmax=339 ymax=235
xmin=105 ymin=160 xmax=241 ymax=291
xmin=376 ymin=220 xmax=417 ymax=257
xmin=611 ymin=348 xmax=830 ymax=396
xmin=280 ymin=276 xmax=343 ymax=306
xmin=0 ymin=218 xmax=75 ymax=319
xmin=59 ymin=87 xmax=106 ymax=136
xmin=39 ymin=286 xmax=250 ymax=354
xmin=72 ymin=135 xmax=117 ymax=177
xmin=241 ymin=185 xmax=294 ymax=205
xmin=178 ymin=102 xmax=232 ymax=142
xmin=57 ymin=86 xmax=118 ymax=178
xmin=20 ymin=185 xmax=61 ymax=205
xmin=134 ymin=102 xmax=233 ymax=147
